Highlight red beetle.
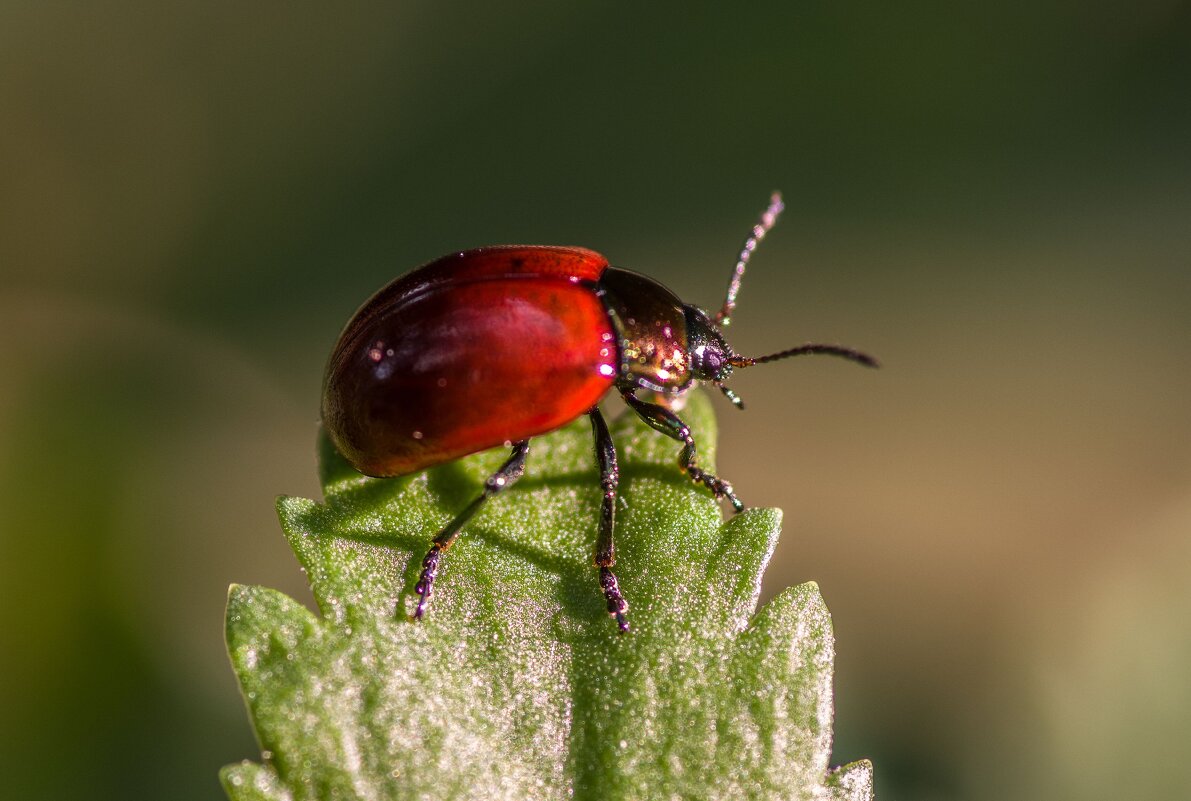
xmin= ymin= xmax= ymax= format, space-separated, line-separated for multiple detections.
xmin=322 ymin=193 xmax=876 ymax=631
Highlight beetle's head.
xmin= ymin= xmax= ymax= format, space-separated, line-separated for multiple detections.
xmin=684 ymin=305 xmax=734 ymax=383
xmin=683 ymin=305 xmax=750 ymax=409
xmin=683 ymin=303 xmax=879 ymax=411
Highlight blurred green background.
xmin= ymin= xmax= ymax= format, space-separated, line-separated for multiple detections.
xmin=2 ymin=2 xmax=1189 ymax=799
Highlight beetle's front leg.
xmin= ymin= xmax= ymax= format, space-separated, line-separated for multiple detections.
xmin=414 ymin=439 xmax=530 ymax=620
xmin=619 ymin=389 xmax=744 ymax=512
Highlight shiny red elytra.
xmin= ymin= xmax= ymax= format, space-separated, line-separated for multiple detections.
xmin=322 ymin=193 xmax=877 ymax=631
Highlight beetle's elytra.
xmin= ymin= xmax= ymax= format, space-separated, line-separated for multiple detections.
xmin=322 ymin=193 xmax=877 ymax=631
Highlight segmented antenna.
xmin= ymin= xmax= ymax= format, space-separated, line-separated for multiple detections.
xmin=715 ymin=191 xmax=785 ymax=327
xmin=729 ymin=345 xmax=879 ymax=369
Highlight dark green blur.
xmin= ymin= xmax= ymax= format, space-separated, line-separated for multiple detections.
xmin=2 ymin=3 xmax=1189 ymax=799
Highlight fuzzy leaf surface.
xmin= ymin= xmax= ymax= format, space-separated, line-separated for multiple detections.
xmin=223 ymin=391 xmax=872 ymax=800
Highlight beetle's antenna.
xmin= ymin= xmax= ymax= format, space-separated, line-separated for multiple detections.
xmin=715 ymin=382 xmax=746 ymax=410
xmin=729 ymin=344 xmax=879 ymax=369
xmin=716 ymin=191 xmax=785 ymax=327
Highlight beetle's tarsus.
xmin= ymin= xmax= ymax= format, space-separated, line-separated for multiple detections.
xmin=600 ymin=566 xmax=630 ymax=633
xmin=684 ymin=460 xmax=744 ymax=513
xmin=412 ymin=544 xmax=442 ymax=620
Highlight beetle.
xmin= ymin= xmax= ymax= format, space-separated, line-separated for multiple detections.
xmin=322 ymin=193 xmax=877 ymax=632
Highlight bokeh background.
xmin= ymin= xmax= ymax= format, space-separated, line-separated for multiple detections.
xmin=2 ymin=3 xmax=1189 ymax=799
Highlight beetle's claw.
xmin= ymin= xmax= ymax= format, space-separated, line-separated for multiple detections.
xmin=686 ymin=464 xmax=743 ymax=513
xmin=600 ymin=566 xmax=631 ymax=633
xmin=412 ymin=584 xmax=432 ymax=620
xmin=715 ymin=479 xmax=743 ymax=512
xmin=412 ymin=545 xmax=442 ymax=621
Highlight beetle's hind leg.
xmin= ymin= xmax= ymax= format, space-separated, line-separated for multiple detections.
xmin=619 ymin=389 xmax=744 ymax=513
xmin=589 ymin=407 xmax=629 ymax=632
xmin=413 ymin=439 xmax=530 ymax=621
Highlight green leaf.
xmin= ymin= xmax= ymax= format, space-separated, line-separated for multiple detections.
xmin=223 ymin=390 xmax=873 ymax=801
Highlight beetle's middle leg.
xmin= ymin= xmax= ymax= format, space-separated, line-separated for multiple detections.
xmin=413 ymin=439 xmax=530 ymax=620
xmin=619 ymin=389 xmax=744 ymax=513
xmin=589 ymin=407 xmax=629 ymax=632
